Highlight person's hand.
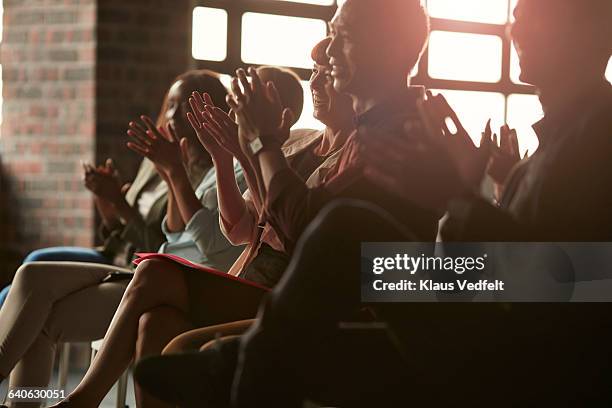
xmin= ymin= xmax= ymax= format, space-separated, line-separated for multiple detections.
xmin=227 ymin=67 xmax=294 ymax=155
xmin=488 ymin=125 xmax=524 ymax=185
xmin=419 ymin=92 xmax=492 ymax=188
xmin=83 ymin=158 xmax=124 ymax=205
xmin=360 ymin=123 xmax=466 ymax=215
xmin=126 ymin=116 xmax=185 ymax=175
xmin=187 ymin=92 xmax=236 ymax=165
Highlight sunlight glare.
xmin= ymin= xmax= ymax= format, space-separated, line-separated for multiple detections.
xmin=507 ymin=94 xmax=542 ymax=156
xmin=427 ymin=0 xmax=509 ymax=24
xmin=242 ymin=13 xmax=327 ymax=69
xmin=431 ymin=90 xmax=505 ymax=145
xmin=192 ymin=7 xmax=228 ymax=62
xmin=429 ymin=31 xmax=503 ymax=83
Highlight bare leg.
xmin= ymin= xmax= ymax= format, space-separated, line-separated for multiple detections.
xmin=53 ymin=259 xmax=191 ymax=407
xmin=134 ymin=306 xmax=193 ymax=408
xmin=163 ymin=320 xmax=254 ymax=354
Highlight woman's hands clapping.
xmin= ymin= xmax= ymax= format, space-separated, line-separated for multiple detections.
xmin=126 ymin=116 xmax=189 ymax=177
xmin=227 ymin=67 xmax=294 ymax=154
xmin=187 ymin=91 xmax=240 ymax=165
xmin=82 ymin=159 xmax=125 ymax=206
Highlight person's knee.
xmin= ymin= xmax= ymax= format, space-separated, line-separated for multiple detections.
xmin=128 ymin=259 xmax=172 ymax=296
xmin=12 ymin=263 xmax=50 ymax=294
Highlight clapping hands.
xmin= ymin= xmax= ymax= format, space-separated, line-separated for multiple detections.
xmin=82 ymin=158 xmax=126 ymax=205
xmin=227 ymin=68 xmax=294 ymax=153
xmin=187 ymin=91 xmax=241 ymax=165
xmin=126 ymin=116 xmax=190 ymax=176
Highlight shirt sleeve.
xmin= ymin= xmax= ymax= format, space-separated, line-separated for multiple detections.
xmin=160 ymin=214 xmax=184 ymax=244
xmin=265 ymin=167 xmax=333 ymax=253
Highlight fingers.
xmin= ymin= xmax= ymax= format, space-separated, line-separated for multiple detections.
xmin=248 ymin=67 xmax=263 ymax=96
xmin=187 ymin=111 xmax=202 ymax=131
xmin=226 ymin=94 xmax=240 ymax=113
xmin=230 ymin=77 xmax=245 ymax=107
xmin=166 ymin=123 xmax=180 ymax=144
xmin=189 ymin=97 xmax=206 ymax=125
xmin=509 ymin=129 xmax=520 ymax=158
xmin=128 ymin=120 xmax=153 ymax=146
xmin=237 ymin=68 xmax=252 ymax=101
xmin=141 ymin=116 xmax=164 ymax=140
xmin=203 ymin=92 xmax=214 ymax=107
xmin=121 ymin=183 xmax=132 ymax=195
xmin=126 ymin=141 xmax=150 ymax=158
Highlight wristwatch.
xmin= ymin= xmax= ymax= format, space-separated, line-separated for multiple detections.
xmin=248 ymin=135 xmax=281 ymax=156
xmin=249 ymin=137 xmax=265 ymax=155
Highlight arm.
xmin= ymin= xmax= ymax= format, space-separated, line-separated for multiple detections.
xmin=127 ymin=115 xmax=203 ymax=227
xmin=163 ymin=177 xmax=185 ymax=233
xmin=189 ymin=91 xmax=266 ymax=210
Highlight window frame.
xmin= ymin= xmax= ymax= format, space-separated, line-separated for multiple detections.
xmin=192 ymin=0 xmax=538 ymax=122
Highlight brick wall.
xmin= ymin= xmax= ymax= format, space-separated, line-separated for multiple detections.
xmin=0 ymin=0 xmax=192 ymax=280
xmin=96 ymin=0 xmax=192 ymax=179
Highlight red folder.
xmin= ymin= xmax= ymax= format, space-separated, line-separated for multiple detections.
xmin=134 ymin=253 xmax=271 ymax=292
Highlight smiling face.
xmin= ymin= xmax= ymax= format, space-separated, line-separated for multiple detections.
xmin=309 ymin=62 xmax=354 ymax=127
xmin=326 ymin=0 xmax=429 ymax=100
xmin=164 ymin=79 xmax=193 ymax=140
xmin=326 ymin=1 xmax=380 ymax=97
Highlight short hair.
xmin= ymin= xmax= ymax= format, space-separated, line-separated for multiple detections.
xmin=256 ymin=66 xmax=304 ymax=125
xmin=345 ymin=0 xmax=430 ymax=72
xmin=312 ymin=37 xmax=332 ymax=66
xmin=157 ymin=69 xmax=228 ymax=128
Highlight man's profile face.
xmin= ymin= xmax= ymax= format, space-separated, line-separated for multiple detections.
xmin=326 ymin=0 xmax=380 ymax=96
xmin=510 ymin=0 xmax=580 ymax=87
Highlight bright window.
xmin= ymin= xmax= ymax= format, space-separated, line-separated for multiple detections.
xmin=432 ymin=90 xmax=506 ymax=144
xmin=428 ymin=31 xmax=503 ymax=83
xmin=241 ymin=13 xmax=327 ymax=69
xmin=606 ymin=56 xmax=612 ymax=82
xmin=507 ymin=94 xmax=543 ymax=156
xmin=191 ymin=0 xmax=542 ymax=156
xmin=427 ymin=0 xmax=509 ymax=24
xmin=192 ymin=7 xmax=228 ymax=61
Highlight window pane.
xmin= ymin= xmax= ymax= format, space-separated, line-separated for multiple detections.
xmin=509 ymin=0 xmax=518 ymax=22
xmin=606 ymin=56 xmax=612 ymax=82
xmin=427 ymin=0 xmax=509 ymax=24
xmin=431 ymin=89 xmax=505 ymax=145
xmin=507 ymin=94 xmax=543 ymax=156
xmin=293 ymin=81 xmax=325 ymax=131
xmin=510 ymin=43 xmax=525 ymax=84
xmin=192 ymin=7 xmax=228 ymax=61
xmin=428 ymin=31 xmax=503 ymax=83
xmin=242 ymin=13 xmax=327 ymax=69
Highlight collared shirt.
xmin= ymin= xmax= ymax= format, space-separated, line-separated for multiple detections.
xmin=443 ymin=81 xmax=612 ymax=242
xmin=265 ymin=86 xmax=440 ymax=254
xmin=159 ymin=163 xmax=247 ymax=272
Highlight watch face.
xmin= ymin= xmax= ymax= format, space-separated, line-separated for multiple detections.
xmin=250 ymin=137 xmax=264 ymax=155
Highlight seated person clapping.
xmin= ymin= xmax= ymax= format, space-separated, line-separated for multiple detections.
xmin=0 ymin=70 xmax=240 ymax=406
xmin=48 ymin=66 xmax=313 ymax=408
